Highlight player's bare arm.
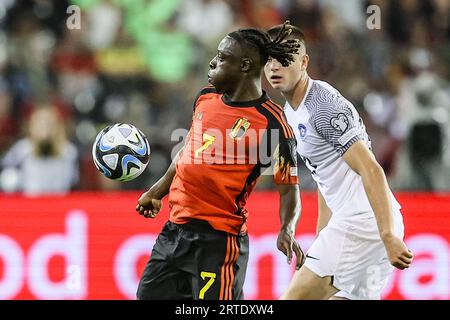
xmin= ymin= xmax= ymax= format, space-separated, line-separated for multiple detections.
xmin=316 ymin=188 xmax=332 ymax=236
xmin=342 ymin=140 xmax=413 ymax=270
xmin=136 ymin=147 xmax=184 ymax=218
xmin=277 ymin=184 xmax=304 ymax=269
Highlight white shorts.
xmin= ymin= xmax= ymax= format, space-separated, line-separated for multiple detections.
xmin=304 ymin=211 xmax=404 ymax=300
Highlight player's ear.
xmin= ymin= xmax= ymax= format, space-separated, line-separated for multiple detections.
xmin=241 ymin=58 xmax=252 ymax=73
xmin=301 ymin=54 xmax=309 ymax=71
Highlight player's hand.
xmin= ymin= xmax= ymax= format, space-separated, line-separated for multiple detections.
xmin=383 ymin=234 xmax=413 ymax=270
xmin=277 ymin=228 xmax=305 ymax=270
xmin=135 ymin=190 xmax=162 ymax=219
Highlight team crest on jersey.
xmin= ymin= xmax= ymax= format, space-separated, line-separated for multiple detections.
xmin=229 ymin=118 xmax=250 ymax=140
xmin=196 ymin=112 xmax=203 ymax=120
xmin=331 ymin=113 xmax=349 ymax=132
xmin=298 ymin=124 xmax=307 ymax=140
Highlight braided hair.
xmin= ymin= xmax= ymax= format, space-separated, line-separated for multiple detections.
xmin=227 ymin=20 xmax=300 ymax=67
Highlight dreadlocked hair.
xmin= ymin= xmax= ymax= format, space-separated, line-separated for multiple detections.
xmin=227 ymin=20 xmax=300 ymax=67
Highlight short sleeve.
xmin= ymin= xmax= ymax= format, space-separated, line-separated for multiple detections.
xmin=266 ymin=103 xmax=298 ymax=185
xmin=273 ymin=136 xmax=299 ymax=185
xmin=192 ymin=86 xmax=216 ymax=111
xmin=312 ymin=95 xmax=365 ymax=156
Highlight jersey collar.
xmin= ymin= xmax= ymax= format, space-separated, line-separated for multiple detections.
xmin=286 ymin=77 xmax=313 ymax=111
xmin=222 ymin=91 xmax=269 ymax=108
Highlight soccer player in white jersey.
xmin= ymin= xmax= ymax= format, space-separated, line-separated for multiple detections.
xmin=264 ymin=23 xmax=413 ymax=300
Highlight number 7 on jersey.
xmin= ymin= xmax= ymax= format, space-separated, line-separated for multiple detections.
xmin=195 ymin=133 xmax=216 ymax=158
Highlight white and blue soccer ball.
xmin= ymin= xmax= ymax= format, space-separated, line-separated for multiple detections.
xmin=92 ymin=123 xmax=150 ymax=181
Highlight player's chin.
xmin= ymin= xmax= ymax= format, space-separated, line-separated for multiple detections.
xmin=207 ymin=77 xmax=219 ymax=90
xmin=212 ymin=83 xmax=225 ymax=93
xmin=268 ymin=81 xmax=284 ymax=90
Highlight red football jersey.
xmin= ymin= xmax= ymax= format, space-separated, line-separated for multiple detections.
xmin=168 ymin=87 xmax=298 ymax=235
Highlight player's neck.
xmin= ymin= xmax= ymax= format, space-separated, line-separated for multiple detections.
xmin=284 ymin=73 xmax=309 ymax=111
xmin=224 ymin=82 xmax=262 ymax=103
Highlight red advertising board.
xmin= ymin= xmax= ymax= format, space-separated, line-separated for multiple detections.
xmin=0 ymin=192 xmax=449 ymax=300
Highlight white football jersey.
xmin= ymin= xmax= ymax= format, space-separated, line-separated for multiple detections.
xmin=285 ymin=78 xmax=401 ymax=218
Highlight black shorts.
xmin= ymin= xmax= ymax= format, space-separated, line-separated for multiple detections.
xmin=137 ymin=220 xmax=249 ymax=300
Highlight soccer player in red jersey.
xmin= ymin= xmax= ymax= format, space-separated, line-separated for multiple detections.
xmin=135 ymin=22 xmax=304 ymax=300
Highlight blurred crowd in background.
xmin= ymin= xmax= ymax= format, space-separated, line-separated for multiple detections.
xmin=0 ymin=0 xmax=449 ymax=195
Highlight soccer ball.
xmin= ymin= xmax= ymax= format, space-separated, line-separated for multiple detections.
xmin=92 ymin=123 xmax=150 ymax=181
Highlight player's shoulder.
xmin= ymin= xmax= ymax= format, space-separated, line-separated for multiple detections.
xmin=313 ymin=79 xmax=339 ymax=94
xmin=193 ymin=85 xmax=218 ymax=110
xmin=258 ymin=98 xmax=295 ymax=139
xmin=258 ymin=97 xmax=288 ymax=123
xmin=197 ymin=85 xmax=217 ymax=97
xmin=306 ymin=79 xmax=353 ymax=115
xmin=262 ymin=98 xmax=285 ymax=112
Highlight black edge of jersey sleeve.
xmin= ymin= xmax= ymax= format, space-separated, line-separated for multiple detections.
xmin=276 ymin=131 xmax=298 ymax=183
xmin=192 ymin=86 xmax=217 ymax=111
xmin=256 ymin=103 xmax=298 ymax=185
